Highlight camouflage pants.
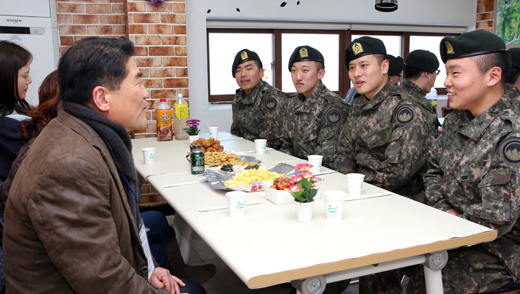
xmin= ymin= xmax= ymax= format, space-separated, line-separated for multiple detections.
xmin=359 ymin=246 xmax=513 ymax=294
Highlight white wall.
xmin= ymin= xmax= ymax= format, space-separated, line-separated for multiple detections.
xmin=186 ymin=0 xmax=478 ymax=132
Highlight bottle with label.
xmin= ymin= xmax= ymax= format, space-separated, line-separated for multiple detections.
xmin=190 ymin=145 xmax=205 ymax=174
xmin=156 ymin=98 xmax=173 ymax=141
xmin=173 ymin=94 xmax=189 ymax=140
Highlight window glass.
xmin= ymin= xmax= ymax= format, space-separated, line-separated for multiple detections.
xmin=208 ymin=33 xmax=273 ymax=95
xmin=282 ymin=33 xmax=339 ymax=92
xmin=409 ymin=36 xmax=445 ymax=88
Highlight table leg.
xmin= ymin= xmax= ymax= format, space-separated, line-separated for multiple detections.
xmin=423 ymin=250 xmax=448 ymax=294
xmin=173 ymin=213 xmax=193 ymax=264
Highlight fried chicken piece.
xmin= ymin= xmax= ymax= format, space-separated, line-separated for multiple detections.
xmin=217 ymin=145 xmax=224 ymax=152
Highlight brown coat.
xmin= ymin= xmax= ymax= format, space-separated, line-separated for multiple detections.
xmin=3 ymin=111 xmax=168 ymax=293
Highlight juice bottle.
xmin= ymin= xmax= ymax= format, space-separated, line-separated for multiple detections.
xmin=173 ymin=94 xmax=189 ymax=140
xmin=156 ymin=98 xmax=173 ymax=141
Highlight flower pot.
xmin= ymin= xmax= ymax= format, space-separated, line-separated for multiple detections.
xmin=189 ymin=135 xmax=199 ymax=143
xmin=294 ymin=201 xmax=314 ymax=223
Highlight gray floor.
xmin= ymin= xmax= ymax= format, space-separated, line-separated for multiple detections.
xmin=167 ymin=212 xmax=358 ymax=294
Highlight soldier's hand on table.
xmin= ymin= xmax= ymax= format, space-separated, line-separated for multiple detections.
xmin=150 ymin=267 xmax=186 ymax=294
xmin=446 ymin=209 xmax=462 ymax=216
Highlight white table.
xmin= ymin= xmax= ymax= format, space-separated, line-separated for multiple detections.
xmin=132 ymin=136 xmax=497 ymax=294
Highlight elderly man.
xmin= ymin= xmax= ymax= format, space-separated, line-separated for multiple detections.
xmin=3 ymin=38 xmax=205 ymax=294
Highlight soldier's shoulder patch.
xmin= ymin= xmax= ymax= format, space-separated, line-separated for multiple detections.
xmin=325 ymin=108 xmax=342 ymax=124
xmin=500 ymin=137 xmax=520 ymax=165
xmin=264 ymin=97 xmax=277 ymax=110
xmin=395 ymin=105 xmax=414 ymax=124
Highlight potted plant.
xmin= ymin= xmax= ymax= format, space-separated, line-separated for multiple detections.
xmin=148 ymin=0 xmax=164 ymax=5
xmin=286 ymin=163 xmax=322 ymax=222
xmin=184 ymin=119 xmax=201 ymax=143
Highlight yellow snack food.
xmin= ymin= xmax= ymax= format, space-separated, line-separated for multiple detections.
xmin=225 ymin=169 xmax=283 ymax=187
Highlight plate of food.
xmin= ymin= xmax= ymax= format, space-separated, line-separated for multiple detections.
xmin=190 ymin=138 xmax=224 ymax=153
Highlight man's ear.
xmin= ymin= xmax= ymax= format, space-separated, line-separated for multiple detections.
xmin=381 ymin=59 xmax=389 ymax=75
xmin=487 ymin=66 xmax=502 ymax=87
xmin=92 ymin=86 xmax=110 ymax=112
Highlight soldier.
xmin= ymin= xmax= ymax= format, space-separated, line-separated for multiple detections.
xmin=230 ymin=49 xmax=290 ymax=150
xmin=335 ymin=37 xmax=432 ymax=199
xmin=360 ymin=30 xmax=520 ymax=294
xmin=387 ymin=54 xmax=404 ymax=84
xmin=507 ymin=48 xmax=520 ymax=91
xmin=402 ymin=49 xmax=441 ymax=133
xmin=284 ymin=45 xmax=349 ymax=169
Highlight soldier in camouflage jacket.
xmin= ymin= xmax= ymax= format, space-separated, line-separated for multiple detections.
xmin=401 ymin=79 xmax=440 ymax=133
xmin=359 ymin=30 xmax=520 ymax=294
xmin=335 ymin=79 xmax=432 ymax=196
xmin=230 ymin=49 xmax=290 ymax=150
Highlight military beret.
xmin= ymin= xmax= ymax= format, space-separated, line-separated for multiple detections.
xmin=232 ymin=49 xmax=262 ymax=77
xmin=344 ymin=36 xmax=386 ymax=67
xmin=440 ymin=30 xmax=506 ymax=63
xmin=288 ymin=45 xmax=324 ymax=71
xmin=508 ymin=48 xmax=520 ymax=70
xmin=387 ymin=55 xmax=404 ymax=76
xmin=404 ymin=50 xmax=439 ymax=73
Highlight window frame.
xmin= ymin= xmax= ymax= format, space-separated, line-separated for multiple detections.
xmin=207 ymin=28 xmax=458 ymax=103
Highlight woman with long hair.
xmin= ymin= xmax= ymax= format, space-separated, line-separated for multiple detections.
xmin=0 ymin=41 xmax=33 ymax=182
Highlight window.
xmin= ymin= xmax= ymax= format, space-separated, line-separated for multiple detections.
xmin=207 ymin=29 xmax=458 ymax=103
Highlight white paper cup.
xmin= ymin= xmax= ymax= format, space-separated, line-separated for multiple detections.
xmin=254 ymin=139 xmax=267 ymax=154
xmin=324 ymin=191 xmax=346 ymax=220
xmin=208 ymin=127 xmax=219 ymax=139
xmin=307 ymin=155 xmax=323 ymax=174
xmin=346 ymin=173 xmax=365 ymax=196
xmin=226 ymin=191 xmax=246 ymax=217
xmin=142 ymin=148 xmax=156 ymax=164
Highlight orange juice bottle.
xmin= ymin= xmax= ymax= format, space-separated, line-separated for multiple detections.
xmin=156 ymin=99 xmax=173 ymax=141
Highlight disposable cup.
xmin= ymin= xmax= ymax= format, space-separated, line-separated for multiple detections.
xmin=307 ymin=155 xmax=323 ymax=174
xmin=142 ymin=148 xmax=156 ymax=164
xmin=324 ymin=191 xmax=347 ymax=220
xmin=226 ymin=191 xmax=246 ymax=217
xmin=208 ymin=127 xmax=219 ymax=139
xmin=346 ymin=173 xmax=365 ymax=196
xmin=254 ymin=139 xmax=267 ymax=154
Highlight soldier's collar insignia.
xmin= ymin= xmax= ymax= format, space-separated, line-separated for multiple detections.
xmin=326 ymin=109 xmax=341 ymax=124
xmin=396 ymin=105 xmax=414 ymax=124
xmin=241 ymin=51 xmax=248 ymax=60
xmin=299 ymin=48 xmax=309 ymax=58
xmin=353 ymin=43 xmax=364 ymax=55
xmin=445 ymin=41 xmax=455 ymax=55
xmin=264 ymin=97 xmax=277 ymax=110
xmin=501 ymin=137 xmax=520 ymax=164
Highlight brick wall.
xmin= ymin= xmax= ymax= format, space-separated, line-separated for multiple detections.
xmin=56 ymin=0 xmax=188 ymax=207
xmin=126 ymin=0 xmax=188 ymax=139
xmin=476 ymin=0 xmax=495 ymax=32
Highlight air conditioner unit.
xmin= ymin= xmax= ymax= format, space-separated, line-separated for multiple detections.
xmin=0 ymin=0 xmax=59 ymax=107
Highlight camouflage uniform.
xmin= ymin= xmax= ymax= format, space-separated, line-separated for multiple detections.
xmin=284 ymin=81 xmax=349 ymax=169
xmin=401 ymin=79 xmax=440 ymax=133
xmin=230 ymin=79 xmax=290 ymax=150
xmin=506 ymin=82 xmax=520 ymax=113
xmin=334 ymin=79 xmax=433 ymax=196
xmin=360 ymin=92 xmax=520 ymax=294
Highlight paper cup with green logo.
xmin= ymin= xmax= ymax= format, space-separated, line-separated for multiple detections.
xmin=307 ymin=155 xmax=323 ymax=173
xmin=254 ymin=139 xmax=267 ymax=154
xmin=208 ymin=127 xmax=219 ymax=139
xmin=226 ymin=191 xmax=246 ymax=217
xmin=324 ymin=190 xmax=346 ymax=220
xmin=346 ymin=173 xmax=365 ymax=196
xmin=142 ymin=147 xmax=156 ymax=164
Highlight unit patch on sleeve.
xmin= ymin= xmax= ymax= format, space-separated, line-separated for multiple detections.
xmin=500 ymin=137 xmax=520 ymax=165
xmin=326 ymin=109 xmax=342 ymax=124
xmin=396 ymin=105 xmax=414 ymax=124
xmin=264 ymin=97 xmax=277 ymax=110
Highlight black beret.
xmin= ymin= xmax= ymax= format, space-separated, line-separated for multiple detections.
xmin=440 ymin=30 xmax=506 ymax=63
xmin=288 ymin=45 xmax=324 ymax=71
xmin=404 ymin=50 xmax=439 ymax=73
xmin=344 ymin=36 xmax=386 ymax=67
xmin=508 ymin=48 xmax=520 ymax=70
xmin=232 ymin=49 xmax=261 ymax=77
xmin=387 ymin=55 xmax=404 ymax=76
